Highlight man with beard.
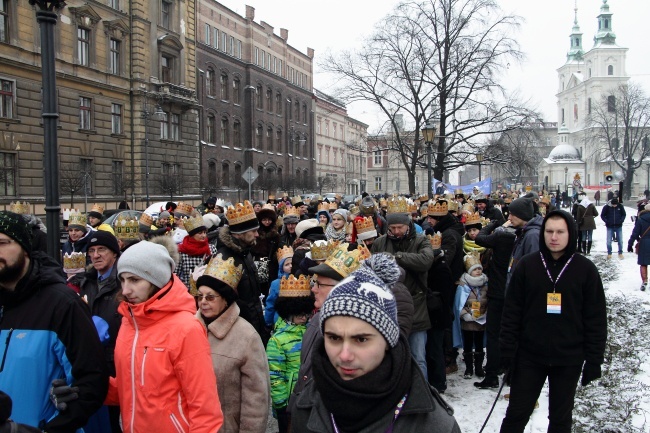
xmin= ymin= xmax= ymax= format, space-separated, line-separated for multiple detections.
xmin=217 ymin=201 xmax=269 ymax=345
xmin=475 ymin=194 xmax=505 ymax=225
xmin=0 ymin=211 xmax=108 ymax=431
xmin=278 ymin=208 xmax=300 ymax=248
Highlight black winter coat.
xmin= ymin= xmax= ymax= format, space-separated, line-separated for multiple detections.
xmin=500 ymin=210 xmax=607 ymax=366
xmin=474 ymin=220 xmax=516 ymax=300
xmin=426 ymin=255 xmax=455 ymax=330
xmin=430 ymin=213 xmax=464 ymax=281
xmin=480 ymin=200 xmax=506 ymax=225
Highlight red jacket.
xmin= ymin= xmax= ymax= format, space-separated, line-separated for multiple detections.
xmin=106 ymin=275 xmax=223 ymax=433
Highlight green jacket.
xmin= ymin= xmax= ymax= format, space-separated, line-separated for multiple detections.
xmin=266 ymin=318 xmax=306 ymax=409
xmin=371 ymin=222 xmax=434 ymax=332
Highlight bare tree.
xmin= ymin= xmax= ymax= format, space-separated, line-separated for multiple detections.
xmin=587 ymin=83 xmax=650 ymax=199
xmin=317 ymin=175 xmax=337 ymax=195
xmin=59 ymin=163 xmax=86 ymax=207
xmin=484 ymin=128 xmax=543 ymax=184
xmin=321 ymin=0 xmax=539 ymax=194
xmin=112 ymin=169 xmax=138 ymax=203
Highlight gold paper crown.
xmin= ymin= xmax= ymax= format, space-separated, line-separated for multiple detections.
xmin=63 ymin=252 xmax=86 ymax=270
xmin=277 ymin=245 xmax=294 ymax=263
xmin=279 ymin=274 xmax=312 ymax=297
xmin=418 ymin=195 xmax=429 ymax=202
xmin=268 ymin=195 xmax=276 ymax=200
xmin=454 ymin=188 xmax=464 ymax=196
xmin=114 ymin=215 xmax=139 ymax=240
xmin=386 ymin=197 xmax=409 ymax=214
xmin=284 ymin=206 xmax=300 ymax=218
xmin=226 ymin=200 xmax=257 ymax=225
xmin=354 ymin=216 xmax=375 ymax=234
xmin=348 ymin=205 xmax=360 ymax=216
xmin=464 ymin=251 xmax=482 ymax=271
xmin=324 ymin=243 xmax=362 ymax=278
xmin=318 ymin=202 xmax=330 ymax=212
xmin=311 ymin=240 xmax=339 ymax=261
xmin=183 ymin=215 xmax=206 ymax=233
xmin=357 ymin=242 xmax=371 ymax=260
xmin=203 ymin=253 xmax=244 ymax=290
xmin=464 ymin=212 xmax=481 ymax=226
xmin=262 ymin=203 xmax=276 ymax=211
xmin=427 ymin=231 xmax=442 ymax=250
xmin=175 ymin=202 xmax=195 ymax=217
xmin=540 ymin=194 xmax=551 ymax=205
xmin=328 ymin=202 xmax=338 ymax=211
xmin=90 ymin=203 xmax=104 ymax=214
xmin=291 ymin=195 xmax=303 ymax=205
xmin=461 ymin=203 xmax=475 ymax=214
xmin=407 ymin=203 xmax=418 ymax=214
xmin=480 ymin=216 xmax=490 ymax=227
xmin=68 ymin=210 xmax=87 ymax=227
xmin=9 ymin=201 xmax=31 ymax=215
xmin=139 ymin=213 xmax=153 ymax=227
xmin=427 ymin=200 xmax=448 ymax=216
xmin=447 ymin=200 xmax=459 ymax=212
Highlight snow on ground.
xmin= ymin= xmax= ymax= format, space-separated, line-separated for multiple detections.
xmin=446 ymin=204 xmax=650 ymax=433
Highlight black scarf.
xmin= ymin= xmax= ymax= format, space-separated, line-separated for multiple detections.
xmin=312 ymin=336 xmax=412 ymax=432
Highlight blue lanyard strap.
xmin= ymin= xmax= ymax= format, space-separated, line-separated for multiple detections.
xmin=539 ymin=253 xmax=574 ymax=293
xmin=330 ymin=393 xmax=408 ymax=433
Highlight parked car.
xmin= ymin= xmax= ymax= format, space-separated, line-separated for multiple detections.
xmin=323 ymin=192 xmax=343 ymax=202
xmin=341 ymin=194 xmax=361 ymax=209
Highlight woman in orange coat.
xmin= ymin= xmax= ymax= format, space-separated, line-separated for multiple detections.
xmin=105 ymin=240 xmax=223 ymax=433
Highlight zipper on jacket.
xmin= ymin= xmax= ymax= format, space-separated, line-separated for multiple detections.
xmin=0 ymin=328 xmax=13 ymax=373
xmin=169 ymin=413 xmax=185 ymax=433
xmin=140 ymin=347 xmax=148 ymax=386
xmin=128 ymin=308 xmax=139 ymax=433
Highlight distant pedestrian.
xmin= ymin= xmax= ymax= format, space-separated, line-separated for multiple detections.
xmin=594 ymin=190 xmax=601 ymax=206
xmin=627 ymin=203 xmax=650 ymax=291
xmin=575 ymin=192 xmax=598 ymax=255
xmin=600 ymin=198 xmax=626 ymax=259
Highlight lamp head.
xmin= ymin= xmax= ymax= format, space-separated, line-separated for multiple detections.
xmin=29 ymin=0 xmax=67 ymax=10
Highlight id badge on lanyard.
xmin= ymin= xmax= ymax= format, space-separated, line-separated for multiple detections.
xmin=540 ymin=253 xmax=574 ymax=315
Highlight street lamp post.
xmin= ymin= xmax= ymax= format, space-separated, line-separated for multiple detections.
xmin=30 ymin=0 xmax=66 ymax=261
xmin=421 ymin=116 xmax=440 ymax=199
xmin=476 ymin=153 xmax=484 ymax=182
xmin=142 ymin=95 xmax=164 ymax=207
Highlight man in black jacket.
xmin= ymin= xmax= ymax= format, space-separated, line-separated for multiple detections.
xmin=473 ymin=220 xmax=516 ymax=389
xmin=499 ymin=210 xmax=607 ymax=432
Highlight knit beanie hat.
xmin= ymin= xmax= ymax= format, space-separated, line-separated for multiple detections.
xmin=508 ymin=198 xmax=534 ymax=221
xmin=158 ymin=211 xmax=171 ymax=220
xmin=320 ymin=253 xmax=400 ymax=347
xmin=332 ymin=209 xmax=349 ymax=221
xmin=202 ymin=213 xmax=221 ymax=230
xmin=88 ymin=230 xmax=120 ymax=254
xmin=117 ymin=241 xmax=175 ymax=289
xmin=385 ymin=212 xmax=410 ymax=225
xmin=0 ymin=211 xmax=32 ymax=254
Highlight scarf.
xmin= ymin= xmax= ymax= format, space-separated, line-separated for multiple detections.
xmin=325 ymin=223 xmax=346 ymax=242
xmin=312 ymin=336 xmax=412 ymax=432
xmin=178 ymin=235 xmax=211 ymax=256
xmin=459 ymin=272 xmax=488 ymax=287
xmin=463 ymin=235 xmax=486 ymax=255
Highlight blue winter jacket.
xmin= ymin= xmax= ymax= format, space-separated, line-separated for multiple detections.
xmin=629 ymin=210 xmax=650 ymax=266
xmin=600 ymin=203 xmax=626 ymax=228
xmin=505 ymin=214 xmax=543 ymax=292
xmin=264 ymin=258 xmax=291 ymax=327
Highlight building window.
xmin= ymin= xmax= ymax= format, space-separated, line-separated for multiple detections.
xmin=288 ymin=98 xmax=292 ymax=120
xmin=255 ymin=47 xmax=259 ymax=65
xmin=233 ymin=78 xmax=240 ymax=104
xmin=325 ymin=122 xmax=329 ymax=136
xmin=213 ymin=28 xmax=219 ymax=49
xmin=295 ymin=101 xmax=300 ymax=122
xmin=317 ymin=120 xmax=321 ymax=134
xmin=208 ymin=160 xmax=217 ymax=187
xmin=160 ymin=112 xmax=169 ymax=140
xmin=161 ymin=55 xmax=173 ymax=83
xmin=261 ymin=50 xmax=265 ymax=69
xmin=0 ymin=79 xmax=14 ymax=119
xmin=276 ymin=129 xmax=282 ymax=153
xmin=109 ymin=38 xmax=121 ymax=75
xmin=374 ymin=149 xmax=382 ymax=165
xmin=267 ymin=126 xmax=273 ymax=151
xmin=0 ymin=152 xmax=15 ymax=196
xmin=256 ymin=85 xmax=263 ymax=109
xmin=266 ymin=88 xmax=272 ymax=112
xmin=171 ymin=113 xmax=179 ymax=141
xmin=588 ymin=97 xmax=592 ymax=114
xmin=276 ymin=92 xmax=282 ymax=114
xmin=256 ymin=125 xmax=263 ymax=149
xmin=206 ymin=68 xmax=215 ymax=96
xmin=111 ymin=103 xmax=122 ymax=134
xmin=608 ymin=65 xmax=613 ymax=76
xmin=237 ymin=40 xmax=242 ymax=59
xmin=109 ymin=0 xmax=120 ymax=9
xmin=220 ymin=73 xmax=228 ymax=100
xmin=161 ymin=0 xmax=171 ymax=29
xmin=79 ymin=97 xmax=92 ymax=130
xmin=220 ymin=117 xmax=228 ymax=145
xmin=233 ymin=120 xmax=241 ymax=147
xmin=204 ymin=23 xmax=210 ymax=45
xmin=374 ymin=176 xmax=382 ymax=191
xmin=302 ymin=104 xmax=307 ymax=124
xmin=0 ymin=1 xmax=10 ymax=43
xmin=77 ymin=27 xmax=90 ymax=66
xmin=111 ymin=160 xmax=123 ymax=195
xmin=222 ymin=163 xmax=229 ymax=187
xmin=267 ymin=53 xmax=271 ymax=71
xmin=229 ymin=36 xmax=234 ymax=55
xmin=221 ymin=32 xmax=227 ymax=52
xmin=278 ymin=60 xmax=283 ymax=77
xmin=206 ymin=115 xmax=215 ymax=143
xmin=333 ymin=124 xmax=337 ymax=138
xmin=80 ymin=158 xmax=93 ymax=196
xmin=608 ymin=95 xmax=616 ymax=113
xmin=161 ymin=112 xmax=179 ymax=140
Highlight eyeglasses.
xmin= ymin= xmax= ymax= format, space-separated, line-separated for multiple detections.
xmin=195 ymin=294 xmax=221 ymax=302
xmin=311 ymin=280 xmax=335 ymax=289
xmin=88 ymin=246 xmax=110 ymax=255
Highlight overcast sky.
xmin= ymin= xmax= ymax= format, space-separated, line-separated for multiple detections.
xmin=217 ymin=0 xmax=650 ymax=132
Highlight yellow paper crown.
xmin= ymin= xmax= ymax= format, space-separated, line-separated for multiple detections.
xmin=175 ymin=202 xmax=195 ymax=217
xmin=262 ymin=203 xmax=275 ymax=211
xmin=407 ymin=203 xmax=418 ymax=214
xmin=454 ymin=188 xmax=464 ymax=196
xmin=386 ymin=197 xmax=409 ymax=214
xmin=427 ymin=200 xmax=448 ymax=216
xmin=311 ymin=240 xmax=339 ymax=261
xmin=63 ymin=252 xmax=86 ymax=271
xmin=540 ymin=194 xmax=551 ymax=205
xmin=114 ymin=215 xmax=139 ymax=240
xmin=291 ymin=195 xmax=303 ymax=206
xmin=284 ymin=206 xmax=300 ymax=218
xmin=354 ymin=216 xmax=375 ymax=235
xmin=480 ymin=216 xmax=490 ymax=227
xmin=183 ymin=215 xmax=206 ymax=233
xmin=324 ymin=243 xmax=362 ymax=278
xmin=464 ymin=212 xmax=481 ymax=226
xmin=357 ymin=242 xmax=371 ymax=261
xmin=447 ymin=200 xmax=459 ymax=212
xmin=427 ymin=231 xmax=442 ymax=250
xmin=226 ymin=200 xmax=257 ymax=225
xmin=461 ymin=203 xmax=475 ymax=214
xmin=318 ymin=202 xmax=330 ymax=212
xmin=464 ymin=251 xmax=482 ymax=271
xmin=279 ymin=274 xmax=312 ymax=297
xmin=68 ymin=210 xmax=87 ymax=227
xmin=277 ymin=245 xmax=294 ymax=263
xmin=139 ymin=213 xmax=153 ymax=227
xmin=9 ymin=201 xmax=31 ymax=215
xmin=202 ymin=253 xmax=244 ymax=290
xmin=90 ymin=203 xmax=104 ymax=214
xmin=328 ymin=202 xmax=338 ymax=211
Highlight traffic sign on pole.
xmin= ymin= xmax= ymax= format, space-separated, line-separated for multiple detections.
xmin=242 ymin=167 xmax=258 ymax=201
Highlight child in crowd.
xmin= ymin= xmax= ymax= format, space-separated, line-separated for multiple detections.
xmin=453 ymin=252 xmax=489 ymax=379
xmin=264 ymin=246 xmax=294 ymax=328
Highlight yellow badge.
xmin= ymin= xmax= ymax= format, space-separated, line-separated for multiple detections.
xmin=471 ymin=301 xmax=481 ymax=318
xmin=547 ymin=293 xmax=561 ymax=314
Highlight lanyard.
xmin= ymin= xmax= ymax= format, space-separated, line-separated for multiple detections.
xmin=539 ymin=253 xmax=574 ymax=293
xmin=470 ymin=287 xmax=481 ymax=302
xmin=330 ymin=393 xmax=408 ymax=433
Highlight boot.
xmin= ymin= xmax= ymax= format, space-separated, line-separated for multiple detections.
xmin=587 ymin=241 xmax=592 ymax=255
xmin=641 ymin=267 xmax=647 ymax=291
xmin=463 ymin=352 xmax=474 ymax=379
xmin=474 ymin=375 xmax=499 ymax=389
xmin=474 ymin=352 xmax=485 ymax=378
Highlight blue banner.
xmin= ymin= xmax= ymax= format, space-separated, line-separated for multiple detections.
xmin=433 ymin=177 xmax=492 ymax=196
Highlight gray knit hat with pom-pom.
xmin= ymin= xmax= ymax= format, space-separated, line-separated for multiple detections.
xmin=320 ymin=253 xmax=400 ymax=347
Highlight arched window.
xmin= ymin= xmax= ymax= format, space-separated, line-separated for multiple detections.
xmin=267 ymin=126 xmax=273 ymax=151
xmin=208 ymin=160 xmax=217 ymax=187
xmin=276 ymin=92 xmax=282 ymax=114
xmin=287 ymin=98 xmax=292 ymax=120
xmin=276 ymin=129 xmax=282 ymax=153
xmin=607 ymin=65 xmax=613 ymax=76
xmin=256 ymin=85 xmax=263 ymax=109
xmin=206 ymin=114 xmax=216 ymax=143
xmin=206 ymin=68 xmax=215 ymax=96
xmin=295 ymin=100 xmax=300 ymax=122
xmin=233 ymin=120 xmax=241 ymax=147
xmin=256 ymin=124 xmax=263 ymax=149
xmin=220 ymin=72 xmax=229 ymax=100
xmin=220 ymin=117 xmax=229 ymax=145
xmin=302 ymin=104 xmax=307 ymax=124
xmin=222 ymin=163 xmax=230 ymax=187
xmin=266 ymin=88 xmax=273 ymax=112
xmin=233 ymin=77 xmax=240 ymax=104
xmin=608 ymin=95 xmax=616 ymax=113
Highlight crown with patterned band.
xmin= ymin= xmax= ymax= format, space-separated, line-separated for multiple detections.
xmin=461 ymin=203 xmax=475 ymax=214
xmin=139 ymin=213 xmax=154 ymax=227
xmin=114 ymin=215 xmax=139 ymax=240
xmin=317 ymin=202 xmax=330 ymax=212
xmin=63 ymin=252 xmax=86 ymax=273
xmin=68 ymin=210 xmax=87 ymax=227
xmin=62 ymin=208 xmax=78 ymax=221
xmin=175 ymin=202 xmax=195 ymax=217
xmin=226 ymin=200 xmax=256 ymax=225
xmin=464 ymin=212 xmax=481 ymax=227
xmin=427 ymin=231 xmax=442 ymax=250
xmin=203 ymin=253 xmax=244 ymax=290
xmin=323 ymin=243 xmax=362 ymax=278
xmin=283 ymin=206 xmax=300 ymax=218
xmin=277 ymin=245 xmax=294 ymax=263
xmin=279 ymin=274 xmax=312 ymax=297
xmin=328 ymin=201 xmax=338 ymax=211
xmin=427 ymin=200 xmax=448 ymax=217
xmin=464 ymin=251 xmax=482 ymax=272
xmin=89 ymin=203 xmax=104 ymax=215
xmin=291 ymin=195 xmax=304 ymax=206
xmin=480 ymin=217 xmax=490 ymax=227
xmin=447 ymin=200 xmax=459 ymax=212
xmin=262 ymin=203 xmax=275 ymax=211
xmin=407 ymin=203 xmax=418 ymax=214
xmin=354 ymin=216 xmax=375 ymax=235
xmin=9 ymin=201 xmax=31 ymax=215
xmin=386 ymin=196 xmax=409 ymax=214
xmin=311 ymin=240 xmax=339 ymax=261
xmin=357 ymin=241 xmax=372 ymax=261
xmin=183 ymin=215 xmax=206 ymax=234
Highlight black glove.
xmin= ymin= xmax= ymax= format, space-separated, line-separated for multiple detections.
xmin=581 ymin=363 xmax=601 ymax=386
xmin=50 ymin=379 xmax=79 ymax=411
xmin=628 ymin=243 xmax=634 ymax=253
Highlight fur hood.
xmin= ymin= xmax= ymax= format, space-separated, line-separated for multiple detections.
xmin=217 ymin=226 xmax=245 ymax=254
xmin=149 ymin=234 xmax=181 ymax=266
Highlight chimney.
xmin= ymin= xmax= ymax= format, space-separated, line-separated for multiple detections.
xmin=307 ymin=48 xmax=315 ymax=59
xmin=280 ymin=28 xmax=288 ymax=41
xmin=245 ymin=5 xmax=255 ymax=20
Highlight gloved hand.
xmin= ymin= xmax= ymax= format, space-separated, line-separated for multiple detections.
xmin=461 ymin=313 xmax=473 ymax=322
xmin=581 ymin=363 xmax=601 ymax=386
xmin=50 ymin=379 xmax=79 ymax=411
xmin=628 ymin=243 xmax=634 ymax=253
xmin=500 ymin=356 xmax=513 ymax=373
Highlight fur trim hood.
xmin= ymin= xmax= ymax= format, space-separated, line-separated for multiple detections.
xmin=148 ymin=234 xmax=181 ymax=266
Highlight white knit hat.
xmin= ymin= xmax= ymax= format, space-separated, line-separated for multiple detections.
xmin=117 ymin=241 xmax=175 ymax=289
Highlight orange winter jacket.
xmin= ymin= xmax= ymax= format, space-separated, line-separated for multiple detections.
xmin=106 ymin=275 xmax=223 ymax=433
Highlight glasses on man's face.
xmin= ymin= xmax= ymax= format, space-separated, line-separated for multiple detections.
xmin=88 ymin=246 xmax=110 ymax=255
xmin=311 ymin=280 xmax=335 ymax=289
xmin=195 ymin=294 xmax=221 ymax=302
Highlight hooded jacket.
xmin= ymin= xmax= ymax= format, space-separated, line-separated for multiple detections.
xmin=429 ymin=213 xmax=465 ymax=281
xmin=474 ymin=220 xmax=516 ymax=300
xmin=575 ymin=198 xmax=599 ymax=231
xmin=628 ymin=209 xmax=650 ymax=266
xmin=61 ymin=229 xmax=94 ymax=265
xmin=106 ymin=275 xmax=223 ymax=433
xmin=264 ymin=257 xmax=291 ymax=327
xmin=505 ymin=214 xmax=544 ymax=291
xmin=0 ymin=252 xmax=108 ymax=432
xmin=600 ymin=202 xmax=626 ymax=228
xmin=479 ymin=200 xmax=505 ymax=225
xmin=500 ymin=210 xmax=607 ymax=366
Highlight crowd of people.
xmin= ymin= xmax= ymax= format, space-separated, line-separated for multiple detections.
xmin=0 ymin=188 xmax=610 ymax=432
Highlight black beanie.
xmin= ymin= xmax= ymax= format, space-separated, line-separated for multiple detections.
xmin=0 ymin=211 xmax=32 ymax=255
xmin=508 ymin=198 xmax=534 ymax=221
